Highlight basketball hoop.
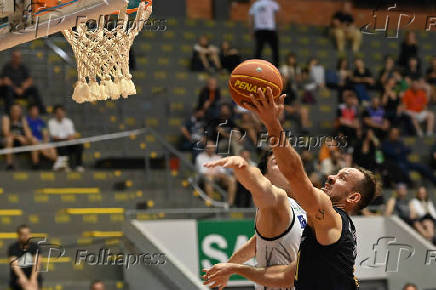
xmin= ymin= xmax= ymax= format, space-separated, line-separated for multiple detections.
xmin=63 ymin=0 xmax=152 ymax=103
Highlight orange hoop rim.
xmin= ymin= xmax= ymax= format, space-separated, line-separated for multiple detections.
xmin=111 ymin=0 xmax=152 ymax=15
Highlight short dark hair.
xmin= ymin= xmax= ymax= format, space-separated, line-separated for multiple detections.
xmin=28 ymin=104 xmax=38 ymax=111
xmin=53 ymin=105 xmax=65 ymax=113
xmin=402 ymin=283 xmax=417 ymax=290
xmin=16 ymin=224 xmax=30 ymax=233
xmin=258 ymin=150 xmax=273 ymax=175
xmin=353 ymin=168 xmax=378 ymax=210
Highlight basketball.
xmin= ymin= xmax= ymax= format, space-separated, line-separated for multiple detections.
xmin=228 ymin=59 xmax=283 ymax=109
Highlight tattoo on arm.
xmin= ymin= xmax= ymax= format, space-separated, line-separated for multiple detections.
xmin=315 ymin=209 xmax=325 ymax=220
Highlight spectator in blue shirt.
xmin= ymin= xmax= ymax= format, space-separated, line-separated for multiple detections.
xmin=26 ymin=105 xmax=57 ymax=169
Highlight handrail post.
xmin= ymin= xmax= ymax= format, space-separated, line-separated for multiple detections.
xmin=165 ymin=149 xmax=171 ymax=199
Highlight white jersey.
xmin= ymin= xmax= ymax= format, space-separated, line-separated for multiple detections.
xmin=254 ymin=197 xmax=307 ymax=290
xmin=249 ymin=0 xmax=279 ymax=31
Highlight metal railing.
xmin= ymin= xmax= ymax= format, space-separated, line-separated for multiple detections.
xmin=145 ymin=127 xmax=230 ymax=208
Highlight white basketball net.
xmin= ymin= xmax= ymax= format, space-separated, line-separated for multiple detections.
xmin=63 ymin=1 xmax=152 ymax=103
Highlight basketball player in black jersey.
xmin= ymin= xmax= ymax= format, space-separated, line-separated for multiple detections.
xmin=203 ymin=88 xmax=377 ymax=290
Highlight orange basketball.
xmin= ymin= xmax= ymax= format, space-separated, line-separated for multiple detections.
xmin=228 ymin=59 xmax=283 ymax=109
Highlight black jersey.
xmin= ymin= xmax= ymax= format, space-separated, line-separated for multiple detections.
xmin=294 ymin=207 xmax=359 ymax=290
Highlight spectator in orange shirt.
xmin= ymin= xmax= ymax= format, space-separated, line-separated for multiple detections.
xmin=402 ymin=78 xmax=434 ymax=136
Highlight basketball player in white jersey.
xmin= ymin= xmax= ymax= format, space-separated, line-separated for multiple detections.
xmin=203 ymin=151 xmax=307 ymax=290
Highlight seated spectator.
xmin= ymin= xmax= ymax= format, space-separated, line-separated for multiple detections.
xmin=8 ymin=225 xmax=43 ymax=290
xmin=48 ymin=105 xmax=84 ymax=172
xmin=410 ymin=186 xmax=436 ymax=242
xmin=236 ymin=111 xmax=261 ymax=150
xmin=195 ymin=140 xmax=237 ymax=205
xmin=191 ymin=35 xmax=222 ymax=72
xmin=398 ymin=31 xmax=419 ymax=69
xmin=377 ymin=55 xmax=396 ymax=89
xmin=219 ymin=41 xmax=241 ymax=72
xmin=26 ymin=104 xmax=58 ymax=170
xmin=431 ymin=144 xmax=436 ymax=170
xmin=330 ymin=2 xmax=362 ymax=54
xmin=402 ymin=283 xmax=417 ymax=290
xmin=426 ymin=56 xmax=436 ymax=84
xmin=336 ymin=89 xmax=360 ymax=141
xmin=300 ymin=67 xmax=318 ymax=104
xmin=318 ymin=140 xmax=340 ymax=178
xmin=402 ymin=78 xmax=434 ymax=136
xmin=352 ymin=128 xmax=379 ymax=172
xmin=392 ymin=69 xmax=409 ymax=95
xmin=335 ymin=58 xmax=352 ymax=102
xmin=90 ymin=280 xmax=105 ymax=290
xmin=197 ymin=77 xmax=221 ymax=121
xmin=180 ymin=108 xmax=205 ymax=163
xmin=206 ymin=103 xmax=239 ymax=155
xmin=280 ymin=52 xmax=302 ymax=101
xmin=403 ymin=57 xmax=422 ymax=81
xmin=2 ymin=104 xmax=35 ymax=170
xmin=352 ymin=58 xmax=375 ymax=103
xmin=426 ymin=56 xmax=436 ymax=102
xmin=282 ymin=90 xmax=310 ymax=133
xmin=362 ymin=96 xmax=390 ymax=139
xmin=233 ymin=149 xmax=256 ymax=208
xmin=382 ymin=77 xmax=413 ymax=133
xmin=0 ymin=50 xmax=45 ymax=114
xmin=308 ymin=57 xmax=325 ymax=88
xmin=382 ymin=127 xmax=436 ymax=186
xmin=385 ymin=183 xmax=412 ymax=225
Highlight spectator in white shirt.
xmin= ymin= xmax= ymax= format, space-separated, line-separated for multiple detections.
xmin=48 ymin=105 xmax=84 ymax=172
xmin=196 ymin=140 xmax=237 ymax=206
xmin=249 ymin=0 xmax=280 ymax=67
xmin=410 ymin=186 xmax=436 ymax=242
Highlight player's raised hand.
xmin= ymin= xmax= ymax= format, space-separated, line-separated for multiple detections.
xmin=204 ymin=156 xmax=247 ymax=169
xmin=245 ymin=87 xmax=285 ymax=128
xmin=202 ymin=263 xmax=237 ymax=289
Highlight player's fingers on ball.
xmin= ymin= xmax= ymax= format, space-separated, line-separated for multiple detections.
xmin=280 ymin=94 xmax=286 ymax=105
xmin=250 ymin=93 xmax=264 ymax=109
xmin=257 ymin=87 xmax=266 ymax=99
xmin=244 ymin=101 xmax=259 ymax=113
xmin=248 ymin=94 xmax=259 ymax=107
xmin=256 ymin=88 xmax=266 ymax=106
xmin=266 ymin=87 xmax=274 ymax=104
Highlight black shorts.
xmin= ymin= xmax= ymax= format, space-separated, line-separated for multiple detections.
xmin=418 ymin=213 xmax=435 ymax=222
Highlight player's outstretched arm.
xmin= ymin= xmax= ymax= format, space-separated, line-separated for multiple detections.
xmin=228 ymin=235 xmax=256 ymax=264
xmin=247 ymin=88 xmax=341 ymax=241
xmin=203 ymin=262 xmax=295 ymax=289
xmin=204 ymin=156 xmax=287 ymax=209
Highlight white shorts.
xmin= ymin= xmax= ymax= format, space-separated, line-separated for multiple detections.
xmin=406 ymin=110 xmax=429 ymax=123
